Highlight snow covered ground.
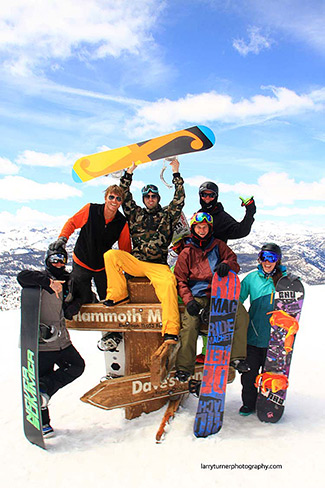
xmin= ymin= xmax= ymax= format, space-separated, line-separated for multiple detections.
xmin=1 ymin=283 xmax=324 ymax=488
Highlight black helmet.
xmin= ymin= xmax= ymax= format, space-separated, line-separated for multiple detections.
xmin=199 ymin=181 xmax=219 ymax=198
xmin=199 ymin=181 xmax=219 ymax=211
xmin=45 ymin=247 xmax=68 ymax=267
xmin=45 ymin=247 xmax=68 ymax=279
xmin=260 ymin=243 xmax=282 ymax=259
xmin=141 ymin=183 xmax=160 ymax=204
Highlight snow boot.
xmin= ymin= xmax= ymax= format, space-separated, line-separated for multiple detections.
xmin=239 ymin=405 xmax=254 ymax=416
xmin=42 ymin=424 xmax=54 ymax=437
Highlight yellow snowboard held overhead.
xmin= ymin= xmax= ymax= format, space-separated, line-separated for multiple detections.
xmin=72 ymin=125 xmax=215 ymax=183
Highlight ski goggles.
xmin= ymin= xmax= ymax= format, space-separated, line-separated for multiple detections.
xmin=141 ymin=184 xmax=159 ymax=196
xmin=200 ymin=191 xmax=217 ymax=199
xmin=258 ymin=251 xmax=279 ymax=263
xmin=108 ymin=194 xmax=122 ymax=202
xmin=190 ymin=212 xmax=213 ymax=227
xmin=48 ymin=253 xmax=67 ymax=264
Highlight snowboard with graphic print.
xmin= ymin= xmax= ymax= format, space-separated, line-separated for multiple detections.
xmin=20 ymin=287 xmax=46 ymax=449
xmin=255 ymin=276 xmax=304 ymax=423
xmin=194 ymin=271 xmax=240 ymax=437
xmin=72 ymin=126 xmax=215 ymax=183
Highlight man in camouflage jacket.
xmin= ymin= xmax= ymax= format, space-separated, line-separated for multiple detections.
xmin=103 ymin=159 xmax=185 ymax=339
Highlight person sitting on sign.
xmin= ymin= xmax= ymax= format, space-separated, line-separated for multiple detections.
xmin=238 ymin=243 xmax=286 ymax=416
xmin=48 ymin=185 xmax=131 ymax=317
xmin=17 ymin=247 xmax=85 ymax=437
xmin=173 ymin=212 xmax=249 ymax=382
xmin=103 ymin=159 xmax=185 ymax=341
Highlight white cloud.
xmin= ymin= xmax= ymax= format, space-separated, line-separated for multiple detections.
xmin=233 ymin=26 xmax=273 ymax=56
xmin=185 ymin=172 xmax=325 ymax=207
xmin=0 ymin=157 xmax=19 ymax=175
xmin=0 ymin=206 xmax=68 ymax=230
xmin=0 ymin=0 xmax=162 ymax=75
xmin=129 ymin=86 xmax=323 ymax=134
xmin=244 ymin=0 xmax=325 ymax=54
xmin=16 ymin=150 xmax=80 ymax=168
xmin=0 ymin=176 xmax=82 ymax=202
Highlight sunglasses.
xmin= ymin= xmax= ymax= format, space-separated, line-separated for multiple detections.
xmin=48 ymin=253 xmax=67 ymax=264
xmin=142 ymin=184 xmax=159 ymax=196
xmin=201 ymin=191 xmax=216 ymax=199
xmin=258 ymin=251 xmax=279 ymax=263
xmin=108 ymin=195 xmax=122 ymax=202
xmin=143 ymin=193 xmax=158 ymax=199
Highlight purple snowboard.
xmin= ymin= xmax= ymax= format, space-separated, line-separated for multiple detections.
xmin=256 ymin=275 xmax=304 ymax=423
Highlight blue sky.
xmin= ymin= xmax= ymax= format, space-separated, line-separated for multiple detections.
xmin=0 ymin=0 xmax=324 ymax=231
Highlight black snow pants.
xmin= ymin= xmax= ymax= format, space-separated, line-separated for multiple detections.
xmin=71 ymin=261 xmax=107 ymax=303
xmin=240 ymin=344 xmax=267 ymax=410
xmin=39 ymin=345 xmax=85 ymax=424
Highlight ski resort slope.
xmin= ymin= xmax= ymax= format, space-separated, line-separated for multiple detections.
xmin=1 ymin=283 xmax=324 ymax=488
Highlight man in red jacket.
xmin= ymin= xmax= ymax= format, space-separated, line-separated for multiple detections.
xmin=174 ymin=212 xmax=248 ymax=381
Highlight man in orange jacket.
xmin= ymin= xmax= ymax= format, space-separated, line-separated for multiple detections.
xmin=49 ymin=185 xmax=131 ymax=316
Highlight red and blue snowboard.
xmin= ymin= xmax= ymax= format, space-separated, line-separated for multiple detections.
xmin=194 ymin=271 xmax=240 ymax=437
xmin=255 ymin=275 xmax=304 ymax=423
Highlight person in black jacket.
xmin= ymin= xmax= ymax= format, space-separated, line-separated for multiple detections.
xmin=17 ymin=247 xmax=85 ymax=437
xmin=48 ymin=184 xmax=131 ymax=310
xmin=198 ymin=181 xmax=256 ymax=243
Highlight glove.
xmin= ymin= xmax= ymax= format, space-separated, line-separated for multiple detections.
xmin=163 ymin=334 xmax=179 ymax=342
xmin=63 ymin=299 xmax=82 ymax=320
xmin=215 ymin=262 xmax=230 ymax=277
xmin=49 ymin=236 xmax=67 ymax=251
xmin=240 ymin=196 xmax=256 ymax=216
xmin=186 ymin=300 xmax=201 ymax=316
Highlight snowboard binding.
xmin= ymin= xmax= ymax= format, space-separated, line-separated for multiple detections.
xmin=188 ymin=379 xmax=201 ymax=397
xmin=39 ymin=323 xmax=60 ymax=343
xmin=97 ymin=332 xmax=123 ymax=352
xmin=267 ymin=310 xmax=299 ymax=353
xmin=255 ymin=372 xmax=289 ymax=394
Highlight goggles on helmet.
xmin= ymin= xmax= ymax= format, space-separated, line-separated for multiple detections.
xmin=258 ymin=251 xmax=279 ymax=263
xmin=141 ymin=184 xmax=159 ymax=196
xmin=48 ymin=253 xmax=67 ymax=264
xmin=190 ymin=212 xmax=213 ymax=227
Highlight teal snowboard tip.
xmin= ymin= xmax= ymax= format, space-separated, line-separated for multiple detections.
xmin=72 ymin=169 xmax=83 ymax=183
xmin=198 ymin=126 xmax=216 ymax=146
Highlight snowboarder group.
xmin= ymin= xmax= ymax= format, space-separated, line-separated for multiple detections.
xmin=19 ymin=154 xmax=304 ymax=442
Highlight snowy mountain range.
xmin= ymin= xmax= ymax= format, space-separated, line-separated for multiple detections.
xmin=1 ymin=223 xmax=324 ymax=310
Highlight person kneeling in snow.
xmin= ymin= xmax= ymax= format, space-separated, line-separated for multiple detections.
xmin=174 ymin=212 xmax=250 ymax=382
xmin=17 ymin=247 xmax=85 ymax=437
